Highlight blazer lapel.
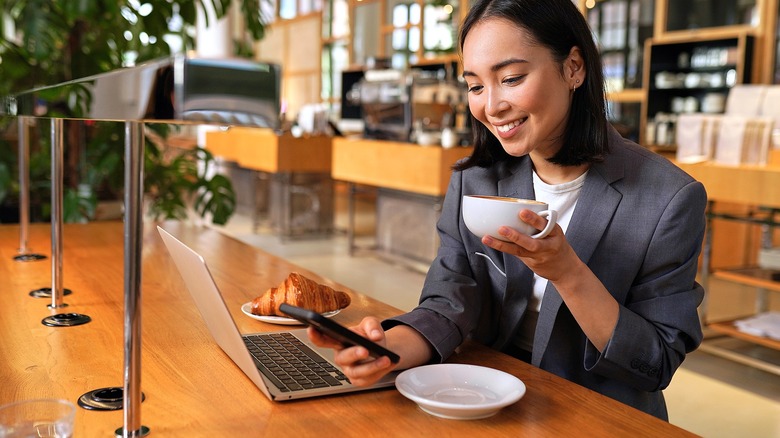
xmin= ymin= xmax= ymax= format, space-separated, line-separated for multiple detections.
xmin=493 ymin=158 xmax=537 ymax=349
xmin=531 ymin=157 xmax=625 ymax=365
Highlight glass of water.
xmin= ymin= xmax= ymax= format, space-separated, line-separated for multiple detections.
xmin=0 ymin=399 xmax=75 ymax=438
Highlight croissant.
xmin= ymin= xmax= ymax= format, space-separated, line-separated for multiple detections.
xmin=250 ymin=272 xmax=351 ymax=317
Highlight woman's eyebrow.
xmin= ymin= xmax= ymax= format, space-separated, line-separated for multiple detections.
xmin=462 ymin=58 xmax=529 ymax=79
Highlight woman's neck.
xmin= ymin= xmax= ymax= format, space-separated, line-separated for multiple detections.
xmin=530 ymin=155 xmax=590 ymax=185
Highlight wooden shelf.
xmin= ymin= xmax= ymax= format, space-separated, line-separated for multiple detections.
xmin=699 ymin=201 xmax=780 ymax=374
xmin=639 ymin=33 xmax=754 ymax=146
xmin=707 ymin=320 xmax=780 ymax=351
xmin=712 ymin=267 xmax=780 ymax=292
xmin=606 ymin=89 xmax=645 ymax=103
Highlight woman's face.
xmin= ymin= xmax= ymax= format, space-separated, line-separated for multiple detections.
xmin=462 ymin=18 xmax=582 ymax=160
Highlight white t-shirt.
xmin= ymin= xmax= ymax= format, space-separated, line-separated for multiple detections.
xmin=515 ymin=170 xmax=588 ymax=352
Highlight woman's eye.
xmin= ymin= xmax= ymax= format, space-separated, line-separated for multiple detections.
xmin=503 ymin=75 xmax=524 ymax=85
xmin=467 ymin=84 xmax=483 ymax=93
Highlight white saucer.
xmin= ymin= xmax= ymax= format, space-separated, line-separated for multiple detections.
xmin=395 ymin=364 xmax=525 ymax=420
xmin=240 ymin=302 xmax=340 ymax=325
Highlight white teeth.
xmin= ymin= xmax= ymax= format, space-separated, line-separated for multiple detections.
xmin=496 ymin=119 xmax=522 ymax=133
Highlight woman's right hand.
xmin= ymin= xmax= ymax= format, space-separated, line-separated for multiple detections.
xmin=307 ymin=316 xmax=397 ymax=387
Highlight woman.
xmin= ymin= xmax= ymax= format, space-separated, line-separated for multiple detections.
xmin=311 ymin=0 xmax=707 ymax=420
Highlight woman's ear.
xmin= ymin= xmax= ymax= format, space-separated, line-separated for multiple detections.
xmin=566 ymin=46 xmax=586 ymax=91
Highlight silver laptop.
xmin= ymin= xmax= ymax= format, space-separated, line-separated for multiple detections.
xmin=157 ymin=226 xmax=398 ymax=401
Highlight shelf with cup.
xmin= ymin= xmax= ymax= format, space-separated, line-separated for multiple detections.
xmin=639 ymin=32 xmax=755 ymax=148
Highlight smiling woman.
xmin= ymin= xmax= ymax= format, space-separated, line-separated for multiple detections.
xmin=456 ymin=0 xmax=608 ymax=173
xmin=305 ymin=0 xmax=709 ymax=423
xmin=461 ymin=19 xmax=584 ymax=176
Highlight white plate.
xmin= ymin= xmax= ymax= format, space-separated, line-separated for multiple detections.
xmin=240 ymin=302 xmax=340 ymax=325
xmin=395 ymin=364 xmax=526 ymax=420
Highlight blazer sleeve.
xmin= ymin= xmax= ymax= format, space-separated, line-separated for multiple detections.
xmin=583 ymin=179 xmax=707 ymax=392
xmin=383 ymin=168 xmax=489 ymax=362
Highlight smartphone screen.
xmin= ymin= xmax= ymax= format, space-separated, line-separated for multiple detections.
xmin=279 ymin=303 xmax=400 ymax=364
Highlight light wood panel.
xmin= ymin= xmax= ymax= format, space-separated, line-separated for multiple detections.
xmin=674 ymin=161 xmax=780 ymax=208
xmin=675 ymin=160 xmax=780 ymax=268
xmin=205 ymin=127 xmax=332 ymax=173
xmin=331 ymin=137 xmax=473 ymax=196
xmin=0 ymin=222 xmax=695 ymax=437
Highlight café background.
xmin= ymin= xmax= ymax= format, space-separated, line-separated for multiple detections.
xmin=219 ymin=1 xmax=780 ymax=436
xmin=2 ymin=0 xmax=780 ymax=437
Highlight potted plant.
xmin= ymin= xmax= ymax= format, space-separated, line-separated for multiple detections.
xmin=0 ymin=0 xmax=269 ymax=225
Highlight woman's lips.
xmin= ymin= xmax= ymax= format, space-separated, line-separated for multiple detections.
xmin=494 ymin=118 xmax=525 ymax=138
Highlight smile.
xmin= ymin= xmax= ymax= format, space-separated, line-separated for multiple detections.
xmin=495 ymin=119 xmax=525 ymax=133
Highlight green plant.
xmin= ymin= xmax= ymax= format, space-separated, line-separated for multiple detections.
xmin=144 ymin=124 xmax=236 ymax=225
xmin=0 ymin=0 xmax=268 ymax=224
xmin=0 ymin=1 xmax=266 ymax=95
xmin=0 ymin=127 xmax=18 ymax=209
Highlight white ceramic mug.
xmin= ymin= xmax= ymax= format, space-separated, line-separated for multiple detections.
xmin=462 ymin=195 xmax=558 ymax=241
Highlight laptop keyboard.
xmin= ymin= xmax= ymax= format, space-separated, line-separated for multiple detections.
xmin=243 ymin=332 xmax=349 ymax=392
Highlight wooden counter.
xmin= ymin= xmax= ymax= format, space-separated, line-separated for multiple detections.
xmin=674 ymin=160 xmax=780 ymax=208
xmin=331 ymin=138 xmax=473 ymax=264
xmin=205 ymin=128 xmax=334 ymax=236
xmin=206 ymin=127 xmax=332 ymax=173
xmin=331 ymin=137 xmax=473 ymax=196
xmin=0 ymin=222 xmax=695 ymax=437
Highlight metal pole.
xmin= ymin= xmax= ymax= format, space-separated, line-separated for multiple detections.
xmin=121 ymin=121 xmax=148 ymax=437
xmin=14 ymin=117 xmax=45 ymax=262
xmin=18 ymin=117 xmax=30 ymax=252
xmin=50 ymin=119 xmax=66 ymax=309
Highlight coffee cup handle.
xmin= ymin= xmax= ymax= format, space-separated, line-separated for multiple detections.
xmin=530 ymin=210 xmax=558 ymax=239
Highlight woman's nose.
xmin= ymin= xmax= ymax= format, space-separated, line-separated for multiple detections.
xmin=485 ymin=88 xmax=510 ymax=116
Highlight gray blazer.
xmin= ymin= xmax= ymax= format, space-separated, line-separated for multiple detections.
xmin=386 ymin=127 xmax=707 ymax=420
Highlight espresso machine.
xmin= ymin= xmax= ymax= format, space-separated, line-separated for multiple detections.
xmin=347 ymin=67 xmax=469 ymax=143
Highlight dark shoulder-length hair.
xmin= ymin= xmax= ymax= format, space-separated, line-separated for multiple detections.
xmin=455 ymin=0 xmax=609 ymax=170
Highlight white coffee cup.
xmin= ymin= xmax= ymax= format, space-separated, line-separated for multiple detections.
xmin=462 ymin=195 xmax=558 ymax=241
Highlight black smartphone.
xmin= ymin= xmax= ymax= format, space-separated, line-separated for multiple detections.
xmin=279 ymin=303 xmax=400 ymax=364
